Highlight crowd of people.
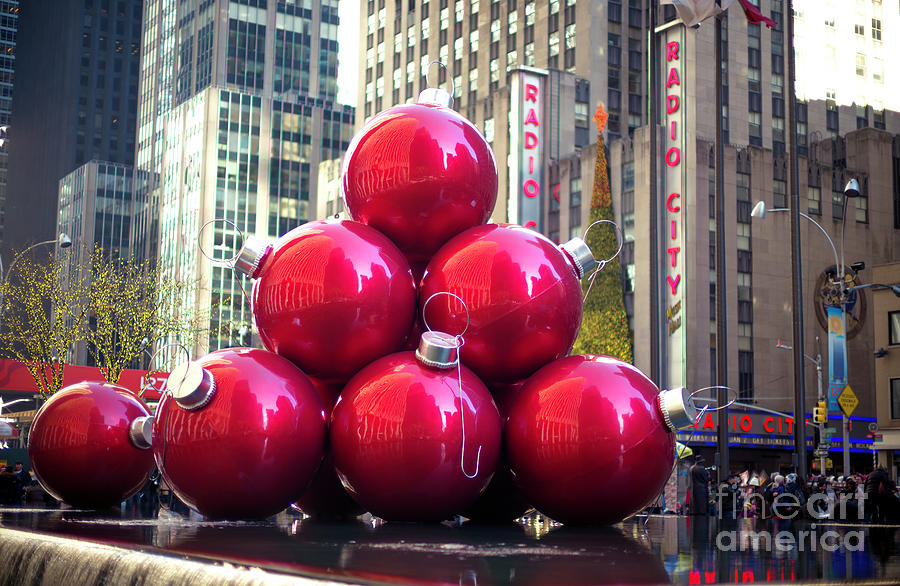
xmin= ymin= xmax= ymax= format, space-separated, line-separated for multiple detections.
xmin=0 ymin=461 xmax=32 ymax=505
xmin=687 ymin=456 xmax=900 ymax=522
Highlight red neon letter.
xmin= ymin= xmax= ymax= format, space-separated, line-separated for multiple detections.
xmin=553 ymin=184 xmax=561 ymax=202
xmin=667 ymin=95 xmax=679 ymax=114
xmin=666 ymin=147 xmax=680 ymax=167
xmin=529 ymin=156 xmax=535 ymax=173
xmin=525 ymin=83 xmax=538 ymax=102
xmin=666 ymin=192 xmax=681 ymax=213
xmin=666 ymin=67 xmax=680 ymax=88
xmin=667 ymin=247 xmax=680 ymax=268
xmin=671 ymin=121 xmax=676 ymax=139
xmin=763 ymin=417 xmax=775 ymax=433
xmin=523 ymin=179 xmax=540 ymax=198
xmin=740 ymin=416 xmax=752 ymax=432
xmin=524 ymin=108 xmax=539 ymax=126
xmin=667 ymin=274 xmax=681 ymax=295
xmin=666 ymin=41 xmax=679 ymax=61
xmin=670 ymin=220 xmax=676 ymax=239
xmin=525 ymin=132 xmax=538 ymax=148
xmin=524 ymin=220 xmax=538 ymax=229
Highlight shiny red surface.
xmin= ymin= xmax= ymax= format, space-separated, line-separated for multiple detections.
xmin=28 ymin=381 xmax=154 ymax=508
xmin=252 ymin=219 xmax=416 ymax=382
xmin=505 ymin=355 xmax=675 ymax=525
xmin=342 ymin=103 xmax=498 ymax=265
xmin=421 ymin=224 xmax=584 ymax=385
xmin=153 ymin=348 xmax=327 ymax=520
xmin=330 ymin=351 xmax=501 ymax=522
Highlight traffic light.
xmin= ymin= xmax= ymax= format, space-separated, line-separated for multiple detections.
xmin=814 ymin=401 xmax=828 ymax=423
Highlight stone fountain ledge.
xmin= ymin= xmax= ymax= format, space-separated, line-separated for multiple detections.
xmin=0 ymin=527 xmax=357 ymax=586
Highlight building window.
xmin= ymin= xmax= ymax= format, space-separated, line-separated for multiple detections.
xmin=872 ymin=18 xmax=882 ymax=41
xmin=856 ymin=53 xmax=866 ymax=77
xmin=832 ymin=190 xmax=844 ymax=220
xmin=890 ymin=311 xmax=900 ymax=345
xmin=622 ymin=160 xmax=634 ymax=192
xmin=855 ymin=23 xmax=864 ymax=36
xmin=736 ymin=171 xmax=750 ymax=202
xmin=856 ymin=193 xmax=868 ymax=223
xmin=892 ymin=379 xmax=900 ymax=419
xmin=808 ymin=185 xmax=821 ymax=215
xmin=773 ymin=179 xmax=786 ymax=208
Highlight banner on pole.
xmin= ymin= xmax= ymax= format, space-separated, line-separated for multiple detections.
xmin=826 ymin=305 xmax=846 ymax=411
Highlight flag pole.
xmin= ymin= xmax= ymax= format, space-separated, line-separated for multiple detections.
xmin=785 ymin=0 xmax=808 ymax=477
xmin=714 ymin=11 xmax=730 ymax=483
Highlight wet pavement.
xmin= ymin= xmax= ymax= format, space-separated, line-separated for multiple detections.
xmin=1 ymin=505 xmax=899 ymax=584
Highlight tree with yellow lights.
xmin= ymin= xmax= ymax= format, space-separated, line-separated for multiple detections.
xmin=0 ymin=251 xmax=89 ymax=397
xmin=86 ymin=246 xmax=209 ymax=384
xmin=572 ymin=104 xmax=633 ymax=362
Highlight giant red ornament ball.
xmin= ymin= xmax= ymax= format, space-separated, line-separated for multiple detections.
xmin=28 ymin=381 xmax=155 ymax=508
xmin=506 ymin=355 xmax=693 ymax=525
xmin=238 ymin=218 xmax=416 ymax=383
xmin=153 ymin=348 xmax=327 ymax=519
xmin=420 ymin=223 xmax=592 ymax=385
xmin=341 ymin=88 xmax=498 ymax=266
xmin=330 ymin=333 xmax=502 ymax=522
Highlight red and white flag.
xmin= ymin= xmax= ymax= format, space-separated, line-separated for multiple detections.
xmin=661 ymin=0 xmax=777 ymax=29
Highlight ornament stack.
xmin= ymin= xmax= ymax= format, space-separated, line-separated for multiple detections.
xmin=27 ymin=81 xmax=696 ymax=525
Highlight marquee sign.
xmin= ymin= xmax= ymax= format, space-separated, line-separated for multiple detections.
xmin=508 ymin=67 xmax=547 ymax=231
xmin=661 ymin=27 xmax=688 ymax=390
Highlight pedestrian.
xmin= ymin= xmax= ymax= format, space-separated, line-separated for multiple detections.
xmin=12 ymin=461 xmax=29 ymax=504
xmin=0 ymin=464 xmax=18 ymax=505
xmin=718 ymin=473 xmax=742 ymax=520
xmin=689 ymin=456 xmax=710 ymax=516
xmin=741 ymin=477 xmax=762 ymax=519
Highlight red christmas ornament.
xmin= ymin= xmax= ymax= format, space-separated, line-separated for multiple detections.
xmin=463 ymin=381 xmax=531 ymax=523
xmin=505 ymin=355 xmax=695 ymax=525
xmin=331 ymin=332 xmax=502 ymax=522
xmin=293 ymin=376 xmax=366 ymax=520
xmin=341 ymin=87 xmax=498 ymax=265
xmin=28 ymin=381 xmax=154 ymax=508
xmin=153 ymin=348 xmax=327 ymax=519
xmin=421 ymin=223 xmax=596 ymax=384
xmin=236 ymin=218 xmax=416 ymax=383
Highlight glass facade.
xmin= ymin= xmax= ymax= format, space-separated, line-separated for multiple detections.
xmin=138 ymin=0 xmax=354 ymax=355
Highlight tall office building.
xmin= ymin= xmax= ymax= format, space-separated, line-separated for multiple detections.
xmin=137 ymin=0 xmax=354 ymax=353
xmin=0 ymin=1 xmax=16 ymax=254
xmin=5 ymin=0 xmax=141 ymax=260
xmin=362 ymin=0 xmax=900 ymax=472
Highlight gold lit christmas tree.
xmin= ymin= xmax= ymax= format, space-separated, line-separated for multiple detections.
xmin=572 ymin=104 xmax=633 ymax=362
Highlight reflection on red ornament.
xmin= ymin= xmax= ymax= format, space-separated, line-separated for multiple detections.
xmin=506 ymin=355 xmax=680 ymax=525
xmin=342 ymin=91 xmax=497 ymax=265
xmin=331 ymin=334 xmax=501 ymax=522
xmin=153 ymin=348 xmax=326 ymax=519
xmin=28 ymin=381 xmax=154 ymax=508
xmin=421 ymin=224 xmax=591 ymax=384
xmin=240 ymin=219 xmax=416 ymax=383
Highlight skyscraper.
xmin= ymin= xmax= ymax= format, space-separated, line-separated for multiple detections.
xmin=137 ymin=0 xmax=354 ymax=353
xmin=0 ymin=1 xmax=17 ymax=255
xmin=5 ymin=0 xmax=141 ymax=259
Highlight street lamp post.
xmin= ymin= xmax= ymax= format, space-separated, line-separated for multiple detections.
xmin=751 ymin=178 xmax=860 ymax=477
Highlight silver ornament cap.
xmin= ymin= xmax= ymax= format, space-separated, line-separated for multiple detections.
xmin=168 ymin=362 xmax=217 ymax=411
xmin=129 ymin=416 xmax=153 ymax=449
xmin=417 ymin=87 xmax=453 ymax=108
xmin=233 ymin=236 xmax=272 ymax=277
xmin=415 ymin=331 xmax=459 ymax=369
xmin=657 ymin=387 xmax=697 ymax=432
xmin=559 ymin=237 xmax=597 ymax=279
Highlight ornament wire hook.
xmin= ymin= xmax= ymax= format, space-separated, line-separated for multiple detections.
xmin=425 ymin=61 xmax=455 ymax=107
xmin=422 ymin=291 xmax=480 ymax=479
xmin=581 ymin=219 xmax=625 ymax=302
xmin=690 ymin=385 xmax=738 ymax=426
xmin=144 ymin=341 xmax=192 ymax=396
xmin=197 ymin=218 xmax=254 ymax=307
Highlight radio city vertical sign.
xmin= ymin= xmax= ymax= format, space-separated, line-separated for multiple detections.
xmin=508 ymin=67 xmax=547 ymax=231
xmin=661 ymin=26 xmax=688 ymax=390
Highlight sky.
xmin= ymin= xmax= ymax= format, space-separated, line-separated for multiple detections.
xmin=337 ymin=1 xmax=360 ymax=106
